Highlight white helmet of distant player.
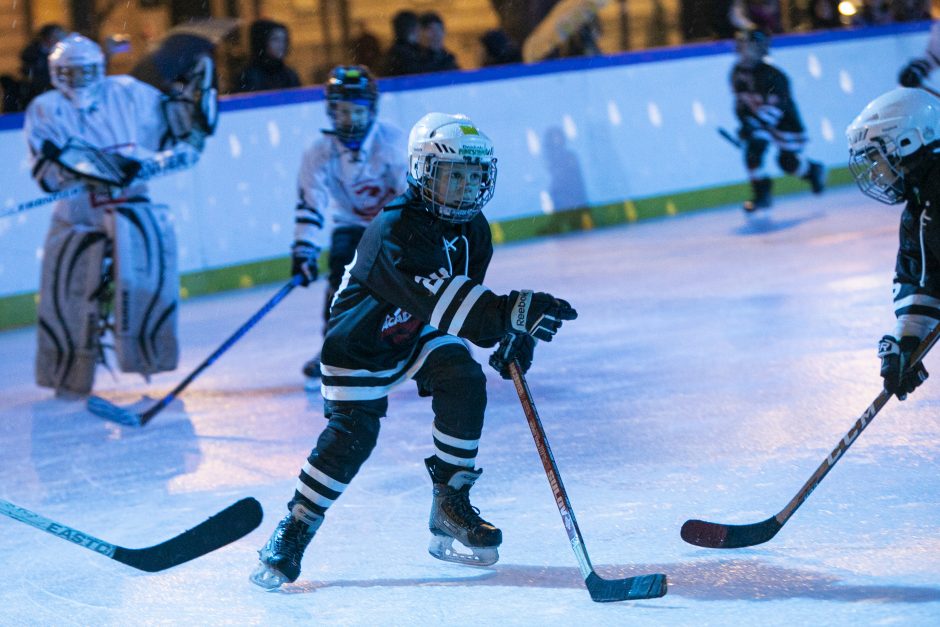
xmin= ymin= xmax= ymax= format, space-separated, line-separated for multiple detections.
xmin=846 ymin=87 xmax=940 ymax=205
xmin=49 ymin=33 xmax=105 ymax=110
xmin=408 ymin=112 xmax=497 ymax=223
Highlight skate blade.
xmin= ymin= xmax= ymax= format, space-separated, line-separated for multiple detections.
xmin=428 ymin=533 xmax=499 ymax=567
xmin=249 ymin=562 xmax=290 ymax=590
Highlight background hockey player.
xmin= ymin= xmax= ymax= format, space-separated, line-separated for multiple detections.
xmin=730 ymin=29 xmax=826 ymax=212
xmin=24 ymin=33 xmax=215 ymax=398
xmin=290 ymin=65 xmax=408 ymax=386
xmin=898 ymin=21 xmax=940 ymax=89
xmin=846 ymin=87 xmax=940 ymax=401
xmin=251 ymin=112 xmax=577 ymax=590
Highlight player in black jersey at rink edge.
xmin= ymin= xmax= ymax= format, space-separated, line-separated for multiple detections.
xmin=250 ymin=112 xmax=578 ymax=590
xmin=730 ymin=29 xmax=827 ymax=212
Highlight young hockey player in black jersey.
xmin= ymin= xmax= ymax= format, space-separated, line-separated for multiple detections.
xmin=730 ymin=29 xmax=826 ymax=212
xmin=291 ymin=66 xmax=408 ymax=387
xmin=250 ymin=112 xmax=578 ymax=589
xmin=846 ymin=87 xmax=940 ymax=400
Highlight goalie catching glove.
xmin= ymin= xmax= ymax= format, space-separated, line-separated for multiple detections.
xmin=879 ymin=335 xmax=928 ymax=400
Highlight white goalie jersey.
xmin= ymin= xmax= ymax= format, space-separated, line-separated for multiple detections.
xmin=24 ymin=75 xmax=200 ymax=227
xmin=294 ymin=121 xmax=408 ymax=251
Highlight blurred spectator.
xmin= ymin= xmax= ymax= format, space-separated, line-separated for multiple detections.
xmin=382 ymin=10 xmax=422 ymax=76
xmin=2 ymin=23 xmax=67 ymax=112
xmin=490 ymin=0 xmax=560 ymax=52
xmin=861 ymin=0 xmax=895 ymax=25
xmin=350 ymin=21 xmax=383 ymax=70
xmin=520 ymin=0 xmax=603 ymax=62
xmin=417 ymin=12 xmax=460 ymax=73
xmin=808 ymin=0 xmax=844 ymax=29
xmin=480 ymin=29 xmax=522 ymax=66
xmin=893 ymin=0 xmax=931 ymax=22
xmin=729 ymin=0 xmax=783 ymax=33
xmin=234 ymin=19 xmax=300 ymax=93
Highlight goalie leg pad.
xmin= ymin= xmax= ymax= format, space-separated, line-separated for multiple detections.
xmin=35 ymin=220 xmax=108 ymax=396
xmin=108 ymin=201 xmax=180 ymax=375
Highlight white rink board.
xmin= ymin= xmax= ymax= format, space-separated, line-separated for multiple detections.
xmin=0 ymin=26 xmax=929 ymax=298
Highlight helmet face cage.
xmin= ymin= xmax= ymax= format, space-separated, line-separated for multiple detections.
xmin=415 ymin=155 xmax=497 ymax=223
xmin=848 ymin=140 xmax=905 ymax=205
xmin=326 ymin=65 xmax=378 ymax=147
xmin=846 ymin=88 xmax=940 ymax=205
xmin=49 ymin=34 xmax=104 ymax=109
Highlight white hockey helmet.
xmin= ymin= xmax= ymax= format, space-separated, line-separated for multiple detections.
xmin=408 ymin=112 xmax=497 ymax=223
xmin=846 ymin=87 xmax=940 ymax=204
xmin=49 ymin=33 xmax=104 ymax=110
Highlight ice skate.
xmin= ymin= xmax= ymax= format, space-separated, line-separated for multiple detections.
xmin=743 ymin=177 xmax=772 ymax=213
xmin=425 ymin=456 xmax=502 ymax=567
xmin=249 ymin=505 xmax=323 ymax=590
xmin=302 ymin=353 xmax=321 ymax=390
xmin=803 ymin=161 xmax=826 ymax=195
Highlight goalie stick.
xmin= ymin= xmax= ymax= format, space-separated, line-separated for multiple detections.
xmin=681 ymin=323 xmax=940 ymax=549
xmin=0 ymin=497 xmax=262 ymax=572
xmin=87 ymin=274 xmax=303 ymax=427
xmin=1 ymin=148 xmax=199 ymax=220
xmin=508 ymin=359 xmax=668 ymax=602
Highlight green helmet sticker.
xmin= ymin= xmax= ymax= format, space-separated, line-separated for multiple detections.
xmin=459 ymin=124 xmax=479 ymax=135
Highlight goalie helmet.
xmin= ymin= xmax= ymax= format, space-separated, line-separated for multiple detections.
xmin=49 ymin=33 xmax=105 ymax=110
xmin=846 ymin=87 xmax=940 ymax=205
xmin=326 ymin=65 xmax=378 ymax=149
xmin=408 ymin=112 xmax=497 ymax=223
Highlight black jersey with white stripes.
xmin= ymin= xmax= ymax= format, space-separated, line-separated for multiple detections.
xmin=319 ymin=186 xmax=509 ymax=383
xmin=730 ymin=60 xmax=805 ymax=136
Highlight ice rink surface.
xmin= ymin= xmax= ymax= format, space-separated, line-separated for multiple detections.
xmin=2 ymin=186 xmax=939 ymax=626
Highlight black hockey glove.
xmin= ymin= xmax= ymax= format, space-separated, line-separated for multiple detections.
xmin=878 ymin=335 xmax=928 ymax=400
xmin=506 ymin=290 xmax=577 ymax=342
xmin=899 ymin=58 xmax=931 ymax=88
xmin=489 ymin=333 xmax=536 ymax=380
xmin=291 ymin=240 xmax=320 ymax=287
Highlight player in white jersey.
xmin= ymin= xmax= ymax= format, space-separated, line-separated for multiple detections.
xmin=24 ymin=33 xmax=215 ymax=398
xmin=899 ymin=22 xmax=940 ymax=88
xmin=290 ymin=65 xmax=408 ymax=385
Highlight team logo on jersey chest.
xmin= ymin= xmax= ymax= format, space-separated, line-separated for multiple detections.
xmin=415 ymin=267 xmax=451 ymax=295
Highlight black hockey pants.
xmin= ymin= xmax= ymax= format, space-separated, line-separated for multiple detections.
xmin=289 ymin=343 xmax=487 ymax=515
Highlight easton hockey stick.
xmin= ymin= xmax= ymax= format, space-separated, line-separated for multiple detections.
xmin=1 ymin=149 xmax=199 ymax=220
xmin=87 ymin=274 xmax=303 ymax=427
xmin=681 ymin=323 xmax=940 ymax=549
xmin=0 ymin=497 xmax=262 ymax=572
xmin=507 ymin=359 xmax=668 ymax=602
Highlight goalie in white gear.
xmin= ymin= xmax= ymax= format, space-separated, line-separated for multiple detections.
xmin=24 ymin=33 xmax=214 ymax=398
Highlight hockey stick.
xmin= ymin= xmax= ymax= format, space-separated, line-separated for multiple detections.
xmin=0 ymin=496 xmax=262 ymax=572
xmin=87 ymin=274 xmax=303 ymax=427
xmin=1 ymin=149 xmax=199 ymax=220
xmin=681 ymin=323 xmax=940 ymax=549
xmin=717 ymin=127 xmax=743 ymax=149
xmin=508 ymin=360 xmax=668 ymax=602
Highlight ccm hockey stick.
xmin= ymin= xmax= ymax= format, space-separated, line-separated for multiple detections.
xmin=88 ymin=274 xmax=303 ymax=427
xmin=682 ymin=323 xmax=940 ymax=549
xmin=0 ymin=497 xmax=262 ymax=572
xmin=508 ymin=359 xmax=668 ymax=602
